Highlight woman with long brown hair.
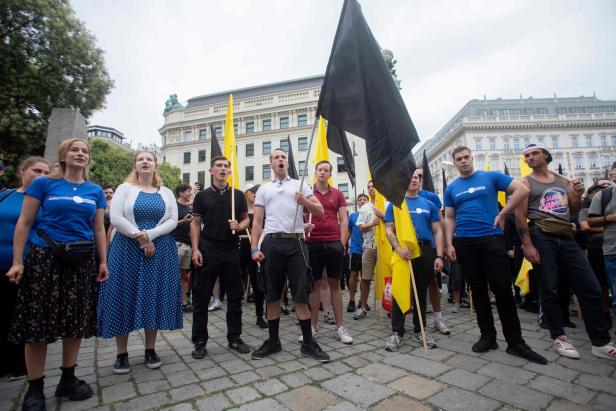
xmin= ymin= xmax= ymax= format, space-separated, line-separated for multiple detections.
xmin=6 ymin=138 xmax=108 ymax=410
xmin=98 ymin=150 xmax=182 ymax=374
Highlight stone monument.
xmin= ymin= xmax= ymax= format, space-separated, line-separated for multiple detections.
xmin=43 ymin=108 xmax=87 ymax=164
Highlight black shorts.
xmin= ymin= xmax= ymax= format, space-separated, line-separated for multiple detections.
xmin=307 ymin=240 xmax=344 ymax=282
xmin=350 ymin=252 xmax=362 ymax=272
xmin=261 ymin=235 xmax=312 ymax=304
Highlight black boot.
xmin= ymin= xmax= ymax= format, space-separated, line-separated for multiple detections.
xmin=54 ymin=365 xmax=93 ymax=401
xmin=22 ymin=377 xmax=45 ymax=411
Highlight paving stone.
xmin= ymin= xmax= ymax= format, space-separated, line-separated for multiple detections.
xmin=221 ymin=359 xmax=254 ymax=374
xmin=194 ymin=365 xmax=227 ymax=381
xmin=388 ymin=374 xmax=445 ymax=400
xmin=280 ymin=371 xmax=311 ymax=388
xmin=170 ymin=384 xmax=206 ymax=402
xmin=373 ymin=394 xmax=432 ymax=411
xmin=479 ymin=379 xmax=552 ymax=410
xmin=528 ymin=375 xmax=595 ymax=405
xmin=480 ymin=349 xmax=528 ymax=366
xmin=342 ymin=355 xmax=370 ymax=368
xmin=235 ymin=398 xmax=290 ymax=411
xmin=136 ymin=379 xmax=171 ymax=395
xmin=383 ymin=353 xmax=451 ymax=377
xmin=324 ymin=400 xmax=365 ymax=411
xmin=231 ymin=370 xmax=261 ymax=385
xmin=201 ymin=376 xmax=234 ymax=394
xmin=576 ymin=372 xmax=616 ymax=393
xmin=522 ymin=361 xmax=578 ymax=382
xmin=115 ymin=392 xmax=169 ymax=411
xmin=166 ymin=370 xmax=198 ymax=387
xmin=437 ymin=368 xmax=491 ymax=391
xmin=477 ymin=362 xmax=535 ymax=385
xmin=428 ymin=386 xmax=501 ymax=411
xmin=101 ymin=381 xmax=136 ymax=403
xmin=277 ymin=360 xmax=306 ymax=372
xmin=133 ymin=368 xmax=165 ymax=383
xmin=227 ymin=386 xmax=261 ymax=405
xmin=161 ymin=403 xmax=196 ymax=411
xmin=255 ymin=365 xmax=285 ymax=378
xmin=276 ymin=385 xmax=337 ymax=411
xmin=546 ymin=400 xmax=591 ymax=411
xmin=589 ymin=393 xmax=616 ymax=411
xmin=355 ymin=363 xmax=407 ymax=383
xmin=303 ymin=366 xmax=335 ymax=381
xmin=443 ymin=353 xmax=488 ymax=371
xmin=322 ymin=361 xmax=352 ymax=375
xmin=58 ymin=395 xmax=101 ymax=411
xmin=322 ymin=373 xmax=395 ymax=407
xmin=556 ymin=356 xmax=615 ymax=376
xmin=196 ymin=393 xmax=231 ymax=410
xmin=254 ymin=379 xmax=288 ymax=396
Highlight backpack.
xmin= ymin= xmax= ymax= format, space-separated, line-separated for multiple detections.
xmin=600 ymin=186 xmax=614 ymax=215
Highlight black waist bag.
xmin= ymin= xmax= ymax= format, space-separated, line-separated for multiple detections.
xmin=37 ymin=229 xmax=94 ymax=266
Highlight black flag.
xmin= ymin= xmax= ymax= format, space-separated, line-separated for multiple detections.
xmin=558 ymin=163 xmax=563 ymax=175
xmin=327 ymin=125 xmax=355 ymax=186
xmin=504 ymin=164 xmax=510 ymax=176
xmin=422 ymin=150 xmax=435 ymax=193
xmin=286 ymin=136 xmax=299 ymax=180
xmin=442 ymin=168 xmax=447 ymax=193
xmin=317 ymin=0 xmax=419 ymax=206
xmin=210 ymin=124 xmax=223 ymax=158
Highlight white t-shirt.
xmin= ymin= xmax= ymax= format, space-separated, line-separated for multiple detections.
xmin=357 ymin=202 xmax=376 ymax=249
xmin=254 ymin=175 xmax=313 ymax=234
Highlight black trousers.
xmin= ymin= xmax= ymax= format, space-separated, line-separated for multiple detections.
xmin=455 ymin=236 xmax=524 ymax=345
xmin=240 ymin=238 xmax=264 ymax=317
xmin=191 ymin=240 xmax=243 ymax=344
xmin=509 ymin=245 xmax=524 ymax=299
xmin=0 ymin=269 xmax=25 ymax=376
xmin=391 ymin=245 xmax=435 ymax=336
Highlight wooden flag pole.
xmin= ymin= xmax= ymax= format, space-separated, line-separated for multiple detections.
xmin=290 ymin=115 xmax=319 ymax=234
xmin=231 ymin=147 xmax=236 ymax=234
xmin=409 ymin=260 xmax=428 ymax=353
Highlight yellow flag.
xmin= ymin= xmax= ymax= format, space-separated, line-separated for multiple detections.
xmin=515 ymin=258 xmax=532 ymax=296
xmin=390 ymin=199 xmax=421 ymax=313
xmin=519 ymin=155 xmax=532 ymax=177
xmin=373 ymin=189 xmax=392 ymax=301
xmin=313 ymin=117 xmax=333 ymax=186
xmin=223 ymin=94 xmax=239 ymax=188
xmin=486 ymin=161 xmax=506 ymax=206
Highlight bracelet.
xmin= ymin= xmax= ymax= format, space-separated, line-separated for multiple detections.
xmin=436 ymin=256 xmax=444 ymax=260
xmin=251 ymin=248 xmax=260 ymax=255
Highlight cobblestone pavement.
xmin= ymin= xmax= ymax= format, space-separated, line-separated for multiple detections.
xmin=1 ymin=291 xmax=615 ymax=411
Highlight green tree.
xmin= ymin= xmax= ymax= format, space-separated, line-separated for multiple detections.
xmin=158 ymin=161 xmax=182 ymax=189
xmin=0 ymin=0 xmax=114 ymax=184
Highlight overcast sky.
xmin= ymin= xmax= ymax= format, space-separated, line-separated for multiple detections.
xmin=72 ymin=0 xmax=616 ymax=148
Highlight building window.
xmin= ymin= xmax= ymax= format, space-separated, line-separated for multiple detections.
xmin=199 ymin=129 xmax=207 ymax=141
xmin=338 ymin=183 xmax=349 ymax=198
xmin=298 ymin=136 xmax=308 ymax=151
xmin=246 ymin=143 xmax=254 ymax=157
xmin=245 ymin=166 xmax=254 ymax=181
xmin=601 ymin=135 xmax=608 ymax=147
xmin=337 ymin=157 xmax=347 ymax=173
xmin=586 ymin=136 xmax=593 ymax=147
xmin=474 ymin=138 xmax=481 ymax=150
xmin=214 ymin=126 xmax=222 ymax=137
xmin=280 ymin=117 xmax=289 ymax=129
xmin=246 ymin=121 xmax=255 ymax=134
xmin=280 ymin=139 xmax=290 ymax=152
xmin=503 ymin=138 xmax=510 ymax=150
xmin=197 ymin=171 xmax=205 ymax=186
xmin=513 ymin=139 xmax=520 ymax=150
xmin=523 ymin=137 xmax=530 ymax=147
xmin=536 ymin=108 xmax=548 ymax=114
xmin=537 ymin=136 xmax=545 ymax=144
xmin=589 ymin=154 xmax=598 ymax=168
xmin=234 ymin=123 xmax=238 ymax=134
xmin=298 ymin=161 xmax=306 ymax=176
xmin=297 ymin=114 xmax=307 ymax=127
xmin=182 ymin=172 xmax=190 ymax=184
xmin=184 ymin=131 xmax=192 ymax=142
xmin=262 ymin=141 xmax=271 ymax=155
xmin=551 ymin=136 xmax=559 ymax=148
xmin=198 ymin=149 xmax=206 ymax=163
xmin=603 ymin=155 xmax=611 ymax=167
xmin=476 ymin=158 xmax=485 ymax=170
xmin=489 ymin=139 xmax=496 ymax=150
xmin=262 ymin=164 xmax=271 ymax=180
xmin=571 ymin=136 xmax=578 ymax=148
xmin=262 ymin=119 xmax=271 ymax=131
xmin=183 ymin=151 xmax=191 ymax=164
xmin=574 ymin=156 xmax=582 ymax=169
xmin=612 ymin=136 xmax=616 ymax=147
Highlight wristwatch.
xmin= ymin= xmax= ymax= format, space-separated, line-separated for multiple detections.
xmin=436 ymin=256 xmax=444 ymax=260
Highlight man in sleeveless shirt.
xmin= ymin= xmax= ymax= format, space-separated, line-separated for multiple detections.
xmin=444 ymin=146 xmax=547 ymax=364
xmin=516 ymin=143 xmax=615 ymax=361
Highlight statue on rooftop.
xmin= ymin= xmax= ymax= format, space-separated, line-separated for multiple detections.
xmin=164 ymin=94 xmax=184 ymax=114
xmin=381 ymin=49 xmax=401 ymax=90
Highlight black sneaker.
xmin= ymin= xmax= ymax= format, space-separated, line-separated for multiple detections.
xmin=506 ymin=343 xmax=547 ymax=364
xmin=55 ymin=377 xmax=93 ymax=401
xmin=182 ymin=303 xmax=193 ymax=313
xmin=301 ymin=341 xmax=330 ymax=363
xmin=191 ymin=342 xmax=208 ymax=359
xmin=113 ymin=354 xmax=130 ymax=375
xmin=472 ymin=335 xmax=498 ymax=353
xmin=460 ymin=300 xmax=470 ymax=309
xmin=346 ymin=300 xmax=356 ymax=313
xmin=252 ymin=339 xmax=282 ymax=359
xmin=229 ymin=339 xmax=251 ymax=354
xmin=256 ymin=316 xmax=268 ymax=329
xmin=145 ymin=350 xmax=162 ymax=369
xmin=447 ymin=295 xmax=455 ymax=304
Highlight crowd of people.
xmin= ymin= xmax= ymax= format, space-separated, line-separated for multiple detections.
xmin=1 ymin=139 xmax=615 ymax=411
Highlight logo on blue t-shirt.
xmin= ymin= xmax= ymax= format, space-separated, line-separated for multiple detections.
xmin=454 ymin=185 xmax=486 ymax=197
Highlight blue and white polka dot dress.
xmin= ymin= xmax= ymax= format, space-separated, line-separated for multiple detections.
xmin=98 ymin=191 xmax=183 ymax=338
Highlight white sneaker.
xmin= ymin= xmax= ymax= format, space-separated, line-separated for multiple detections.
xmin=591 ymin=342 xmax=616 ymax=361
xmin=354 ymin=307 xmax=366 ymax=320
xmin=298 ymin=327 xmax=319 ymax=343
xmin=412 ymin=332 xmax=437 ymax=349
xmin=323 ymin=312 xmax=336 ymax=325
xmin=452 ymin=303 xmax=461 ymax=313
xmin=433 ymin=318 xmax=451 ymax=335
xmin=385 ymin=333 xmax=402 ymax=352
xmin=336 ymin=326 xmax=353 ymax=345
xmin=553 ymin=336 xmax=580 ymax=359
xmin=208 ymin=300 xmax=222 ymax=312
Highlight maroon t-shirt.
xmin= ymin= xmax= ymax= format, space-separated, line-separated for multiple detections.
xmin=307 ymin=185 xmax=347 ymax=242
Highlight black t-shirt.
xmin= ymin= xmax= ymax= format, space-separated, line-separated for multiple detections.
xmin=171 ymin=201 xmax=192 ymax=244
xmin=193 ymin=185 xmax=248 ymax=244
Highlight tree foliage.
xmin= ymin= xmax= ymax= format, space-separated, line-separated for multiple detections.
xmin=0 ymin=0 xmax=114 ymax=183
xmin=89 ymin=139 xmax=182 ymax=189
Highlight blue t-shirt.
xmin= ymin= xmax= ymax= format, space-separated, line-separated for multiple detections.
xmin=384 ymin=196 xmax=440 ymax=247
xmin=419 ymin=190 xmax=442 ymax=210
xmin=27 ymin=177 xmax=106 ymax=247
xmin=0 ymin=190 xmax=42 ymax=269
xmin=444 ymin=170 xmax=512 ymax=238
xmin=348 ymin=211 xmax=364 ymax=254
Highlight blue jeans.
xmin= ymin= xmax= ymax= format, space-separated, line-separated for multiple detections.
xmin=602 ymin=255 xmax=616 ymax=316
xmin=530 ymin=227 xmax=609 ymax=346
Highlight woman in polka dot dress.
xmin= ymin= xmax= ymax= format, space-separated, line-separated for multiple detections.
xmin=98 ymin=151 xmax=182 ymax=374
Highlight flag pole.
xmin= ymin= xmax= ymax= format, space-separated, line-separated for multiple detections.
xmin=231 ymin=146 xmax=236 ymax=234
xmin=409 ymin=260 xmax=428 ymax=353
xmin=291 ymin=115 xmax=320 ymax=233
